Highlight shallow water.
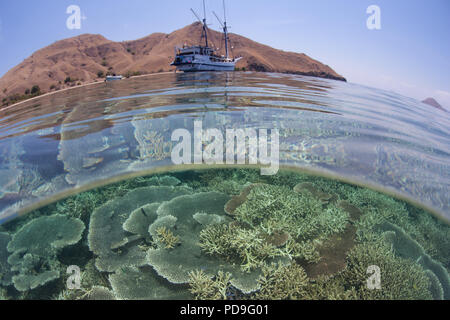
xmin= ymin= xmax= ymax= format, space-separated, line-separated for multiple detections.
xmin=0 ymin=72 xmax=449 ymax=300
xmin=0 ymin=72 xmax=448 ymax=224
xmin=0 ymin=168 xmax=449 ymax=300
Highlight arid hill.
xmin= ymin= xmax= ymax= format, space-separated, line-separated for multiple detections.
xmin=422 ymin=98 xmax=446 ymax=112
xmin=0 ymin=22 xmax=345 ymax=104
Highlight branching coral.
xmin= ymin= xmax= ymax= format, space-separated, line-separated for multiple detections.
xmin=199 ymin=223 xmax=287 ymax=272
xmin=233 ymin=184 xmax=349 ymax=242
xmin=155 ymin=227 xmax=180 ymax=249
xmin=254 ymin=262 xmax=308 ymax=300
xmin=146 ymin=192 xmax=263 ymax=294
xmin=188 ymin=270 xmax=232 ymax=300
xmin=342 ymin=241 xmax=433 ymax=300
xmin=284 ymin=239 xmax=321 ymax=263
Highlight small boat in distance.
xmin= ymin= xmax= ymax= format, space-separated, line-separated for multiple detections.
xmin=105 ymin=75 xmax=123 ymax=82
xmin=171 ymin=0 xmax=242 ymax=72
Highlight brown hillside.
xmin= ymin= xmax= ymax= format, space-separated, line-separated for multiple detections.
xmin=0 ymin=22 xmax=345 ymax=101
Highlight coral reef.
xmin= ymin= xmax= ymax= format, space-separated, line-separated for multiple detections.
xmin=199 ymin=223 xmax=288 ymax=272
xmin=155 ymin=227 xmax=180 ymax=249
xmin=188 ymin=270 xmax=231 ymax=300
xmin=146 ymin=191 xmax=263 ymax=294
xmin=109 ymin=266 xmax=191 ymax=300
xmin=7 ymin=214 xmax=85 ymax=291
xmin=233 ymin=184 xmax=349 ymax=241
xmin=1 ymin=169 xmax=448 ymax=300
xmin=122 ymin=202 xmax=160 ymax=242
xmin=0 ymin=232 xmax=13 ymax=286
xmin=377 ymin=221 xmax=450 ymax=299
xmin=254 ymin=262 xmax=308 ymax=300
xmin=342 ymin=241 xmax=433 ymax=300
xmin=88 ymin=185 xmax=191 ymax=272
xmin=83 ymin=286 xmax=116 ymax=300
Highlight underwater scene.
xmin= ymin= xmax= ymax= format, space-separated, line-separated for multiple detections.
xmin=0 ymin=168 xmax=449 ymax=300
xmin=0 ymin=72 xmax=449 ymax=300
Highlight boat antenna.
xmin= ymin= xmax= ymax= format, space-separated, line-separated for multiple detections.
xmin=213 ymin=0 xmax=230 ymax=58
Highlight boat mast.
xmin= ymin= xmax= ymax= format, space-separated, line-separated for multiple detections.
xmin=223 ymin=0 xmax=229 ymax=59
xmin=202 ymin=0 xmax=209 ymax=47
xmin=213 ymin=0 xmax=230 ymax=59
xmin=191 ymin=0 xmax=209 ymax=48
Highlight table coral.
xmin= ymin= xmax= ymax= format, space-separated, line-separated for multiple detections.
xmin=6 ymin=214 xmax=84 ymax=291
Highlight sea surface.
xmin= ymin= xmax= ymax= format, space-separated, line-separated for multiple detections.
xmin=0 ymin=72 xmax=449 ymax=300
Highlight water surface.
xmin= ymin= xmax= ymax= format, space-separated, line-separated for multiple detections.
xmin=0 ymin=72 xmax=448 ymax=223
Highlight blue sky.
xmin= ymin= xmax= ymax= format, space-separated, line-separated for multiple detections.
xmin=0 ymin=0 xmax=449 ymax=107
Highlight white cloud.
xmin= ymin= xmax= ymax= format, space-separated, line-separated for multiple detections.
xmin=433 ymin=90 xmax=450 ymax=108
xmin=435 ymin=90 xmax=450 ymax=98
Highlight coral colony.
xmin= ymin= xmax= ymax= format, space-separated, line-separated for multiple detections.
xmin=0 ymin=169 xmax=449 ymax=300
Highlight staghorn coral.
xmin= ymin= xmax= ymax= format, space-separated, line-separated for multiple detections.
xmin=82 ymin=286 xmax=116 ymax=300
xmin=188 ymin=270 xmax=232 ymax=300
xmin=293 ymin=182 xmax=334 ymax=204
xmin=58 ymin=285 xmax=116 ymax=300
xmin=199 ymin=223 xmax=288 ymax=272
xmin=155 ymin=227 xmax=180 ymax=249
xmin=284 ymin=239 xmax=321 ymax=263
xmin=2 ymin=167 xmax=448 ymax=300
xmin=342 ymin=241 xmax=433 ymax=300
xmin=233 ymin=184 xmax=349 ymax=241
xmin=254 ymin=262 xmax=308 ymax=300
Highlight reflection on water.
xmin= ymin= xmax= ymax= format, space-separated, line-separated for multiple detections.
xmin=0 ymin=72 xmax=449 ymax=224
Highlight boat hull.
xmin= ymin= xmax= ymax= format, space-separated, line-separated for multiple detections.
xmin=174 ymin=61 xmax=236 ymax=72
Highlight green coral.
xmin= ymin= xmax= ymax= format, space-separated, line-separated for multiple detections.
xmin=342 ymin=241 xmax=432 ymax=300
xmin=146 ymin=192 xmax=263 ymax=293
xmin=199 ymin=223 xmax=287 ymax=272
xmin=7 ymin=214 xmax=85 ymax=291
xmin=0 ymin=232 xmax=13 ymax=286
xmin=284 ymin=239 xmax=321 ymax=263
xmin=1 ymin=168 xmax=448 ymax=301
xmin=88 ymin=185 xmax=191 ymax=272
xmin=123 ymin=202 xmax=160 ymax=242
xmin=377 ymin=221 xmax=450 ymax=299
xmin=254 ymin=262 xmax=308 ymax=300
xmin=109 ymin=266 xmax=191 ymax=300
xmin=233 ymin=184 xmax=349 ymax=241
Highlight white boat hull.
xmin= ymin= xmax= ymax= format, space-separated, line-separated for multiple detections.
xmin=176 ymin=61 xmax=236 ymax=72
